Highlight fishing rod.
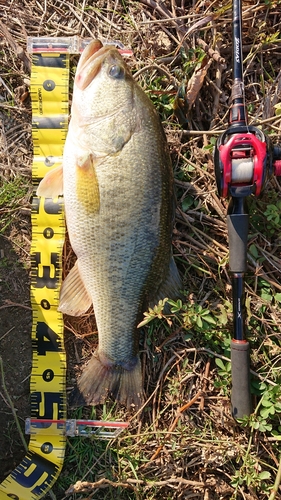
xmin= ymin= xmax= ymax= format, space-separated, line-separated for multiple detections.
xmin=214 ymin=0 xmax=281 ymax=419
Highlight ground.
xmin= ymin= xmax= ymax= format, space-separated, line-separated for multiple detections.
xmin=1 ymin=1 xmax=281 ymax=499
xmin=0 ymin=231 xmax=31 ymax=479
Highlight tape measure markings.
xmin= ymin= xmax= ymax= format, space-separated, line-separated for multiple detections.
xmin=0 ymin=45 xmax=69 ymax=500
xmin=0 ymin=37 xmax=130 ymax=500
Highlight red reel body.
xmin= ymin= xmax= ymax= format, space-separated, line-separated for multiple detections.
xmin=214 ymin=126 xmax=270 ymax=198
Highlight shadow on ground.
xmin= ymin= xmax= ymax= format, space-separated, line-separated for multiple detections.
xmin=0 ymin=233 xmax=31 ymax=483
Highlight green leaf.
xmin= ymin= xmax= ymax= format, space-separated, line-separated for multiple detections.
xmin=271 ymin=431 xmax=281 ymax=439
xmin=261 ymin=398 xmax=274 ymax=407
xmin=260 ymin=289 xmax=272 ymax=302
xmin=274 ymin=103 xmax=281 ymax=115
xmin=182 ymin=195 xmax=194 ymax=212
xmin=274 ymin=402 xmax=281 ymax=412
xmin=258 ymin=471 xmax=271 ymax=480
xmin=201 ymin=314 xmax=217 ymax=325
xmin=196 ymin=316 xmax=203 ymax=328
xmin=259 ymin=422 xmax=272 ymax=432
xmin=137 ymin=315 xmax=155 ymax=328
xmin=215 ymin=358 xmax=226 ymax=370
xmin=249 ymin=244 xmax=259 ymax=258
xmin=167 ymin=299 xmax=183 ymax=313
xmin=215 ymin=304 xmax=228 ymax=325
xmin=260 ymin=406 xmax=275 ymax=419
xmin=252 ymin=420 xmax=260 ymax=430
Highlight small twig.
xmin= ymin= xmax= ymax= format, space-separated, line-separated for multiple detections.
xmin=0 ymin=300 xmax=32 ymax=311
xmin=48 ymin=490 xmax=57 ymax=500
xmin=65 ymin=478 xmax=137 ymax=495
xmin=199 ymin=359 xmax=211 ymax=411
xmin=139 ymin=0 xmax=177 ymax=24
xmin=0 ymin=76 xmax=14 ymax=97
xmin=198 ymin=347 xmax=278 ymax=387
xmin=179 ymin=213 xmax=229 ymax=253
xmin=248 ymin=254 xmax=281 ymax=292
xmin=0 ymin=326 xmax=15 ymax=342
xmin=197 ymin=37 xmax=226 ymax=66
xmin=130 ymin=353 xmax=180 ymax=421
xmin=128 ymin=477 xmax=206 ymax=488
xmin=0 ymin=356 xmax=28 ymax=452
xmin=169 ymin=347 xmax=278 ymax=388
xmin=139 ymin=12 xmax=210 ymax=24
xmin=66 ymin=476 xmax=206 ymax=496
xmin=146 ymin=389 xmax=202 ymax=464
xmin=0 ymin=20 xmax=30 ymax=73
xmin=268 ymin=457 xmax=281 ymax=500
xmin=133 ymin=64 xmax=175 ymax=83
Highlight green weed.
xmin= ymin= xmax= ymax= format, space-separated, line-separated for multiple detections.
xmin=0 ymin=176 xmax=30 ymax=234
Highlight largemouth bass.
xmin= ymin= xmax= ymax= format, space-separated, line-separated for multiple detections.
xmin=37 ymin=39 xmax=181 ymax=409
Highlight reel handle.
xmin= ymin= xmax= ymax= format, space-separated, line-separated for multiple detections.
xmin=273 ymin=146 xmax=281 ymax=176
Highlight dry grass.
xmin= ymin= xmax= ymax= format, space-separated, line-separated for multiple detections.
xmin=1 ymin=0 xmax=281 ymax=499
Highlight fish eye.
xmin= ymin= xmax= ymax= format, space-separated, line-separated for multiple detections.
xmin=108 ymin=64 xmax=124 ymax=79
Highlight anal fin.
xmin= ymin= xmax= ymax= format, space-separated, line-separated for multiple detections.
xmin=58 ymin=261 xmax=92 ymax=316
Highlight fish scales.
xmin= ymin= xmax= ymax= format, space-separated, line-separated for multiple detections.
xmin=37 ymin=40 xmax=181 ymax=409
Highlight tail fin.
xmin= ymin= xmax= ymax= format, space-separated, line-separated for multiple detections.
xmin=69 ymin=352 xmax=144 ymax=410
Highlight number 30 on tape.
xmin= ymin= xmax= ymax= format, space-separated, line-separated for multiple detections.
xmin=0 ymin=38 xmax=70 ymax=500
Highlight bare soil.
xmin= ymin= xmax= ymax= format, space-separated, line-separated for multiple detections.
xmin=0 ymin=231 xmax=31 ymax=481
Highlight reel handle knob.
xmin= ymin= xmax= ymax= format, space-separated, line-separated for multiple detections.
xmin=274 ymin=159 xmax=281 ymax=177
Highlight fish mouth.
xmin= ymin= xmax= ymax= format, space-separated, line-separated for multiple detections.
xmin=75 ymin=39 xmax=115 ymax=90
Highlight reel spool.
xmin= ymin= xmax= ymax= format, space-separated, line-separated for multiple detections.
xmin=214 ymin=126 xmax=271 ymax=198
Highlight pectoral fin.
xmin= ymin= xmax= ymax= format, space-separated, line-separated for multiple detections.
xmin=76 ymin=154 xmax=100 ymax=214
xmin=36 ymin=164 xmax=63 ymax=198
xmin=58 ymin=261 xmax=92 ymax=316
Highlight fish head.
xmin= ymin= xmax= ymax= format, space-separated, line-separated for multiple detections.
xmin=71 ymin=40 xmax=136 ymax=130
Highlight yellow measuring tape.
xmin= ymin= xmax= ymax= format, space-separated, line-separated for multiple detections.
xmin=0 ymin=38 xmax=69 ymax=500
xmin=0 ymin=37 xmax=129 ymax=500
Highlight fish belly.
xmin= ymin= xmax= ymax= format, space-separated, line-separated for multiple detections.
xmin=63 ymin=107 xmax=174 ymax=408
xmin=65 ymin=132 xmax=168 ymax=343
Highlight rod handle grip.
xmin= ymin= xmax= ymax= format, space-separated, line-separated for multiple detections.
xmin=231 ymin=339 xmax=252 ymax=419
xmin=227 ymin=213 xmax=249 ymax=272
